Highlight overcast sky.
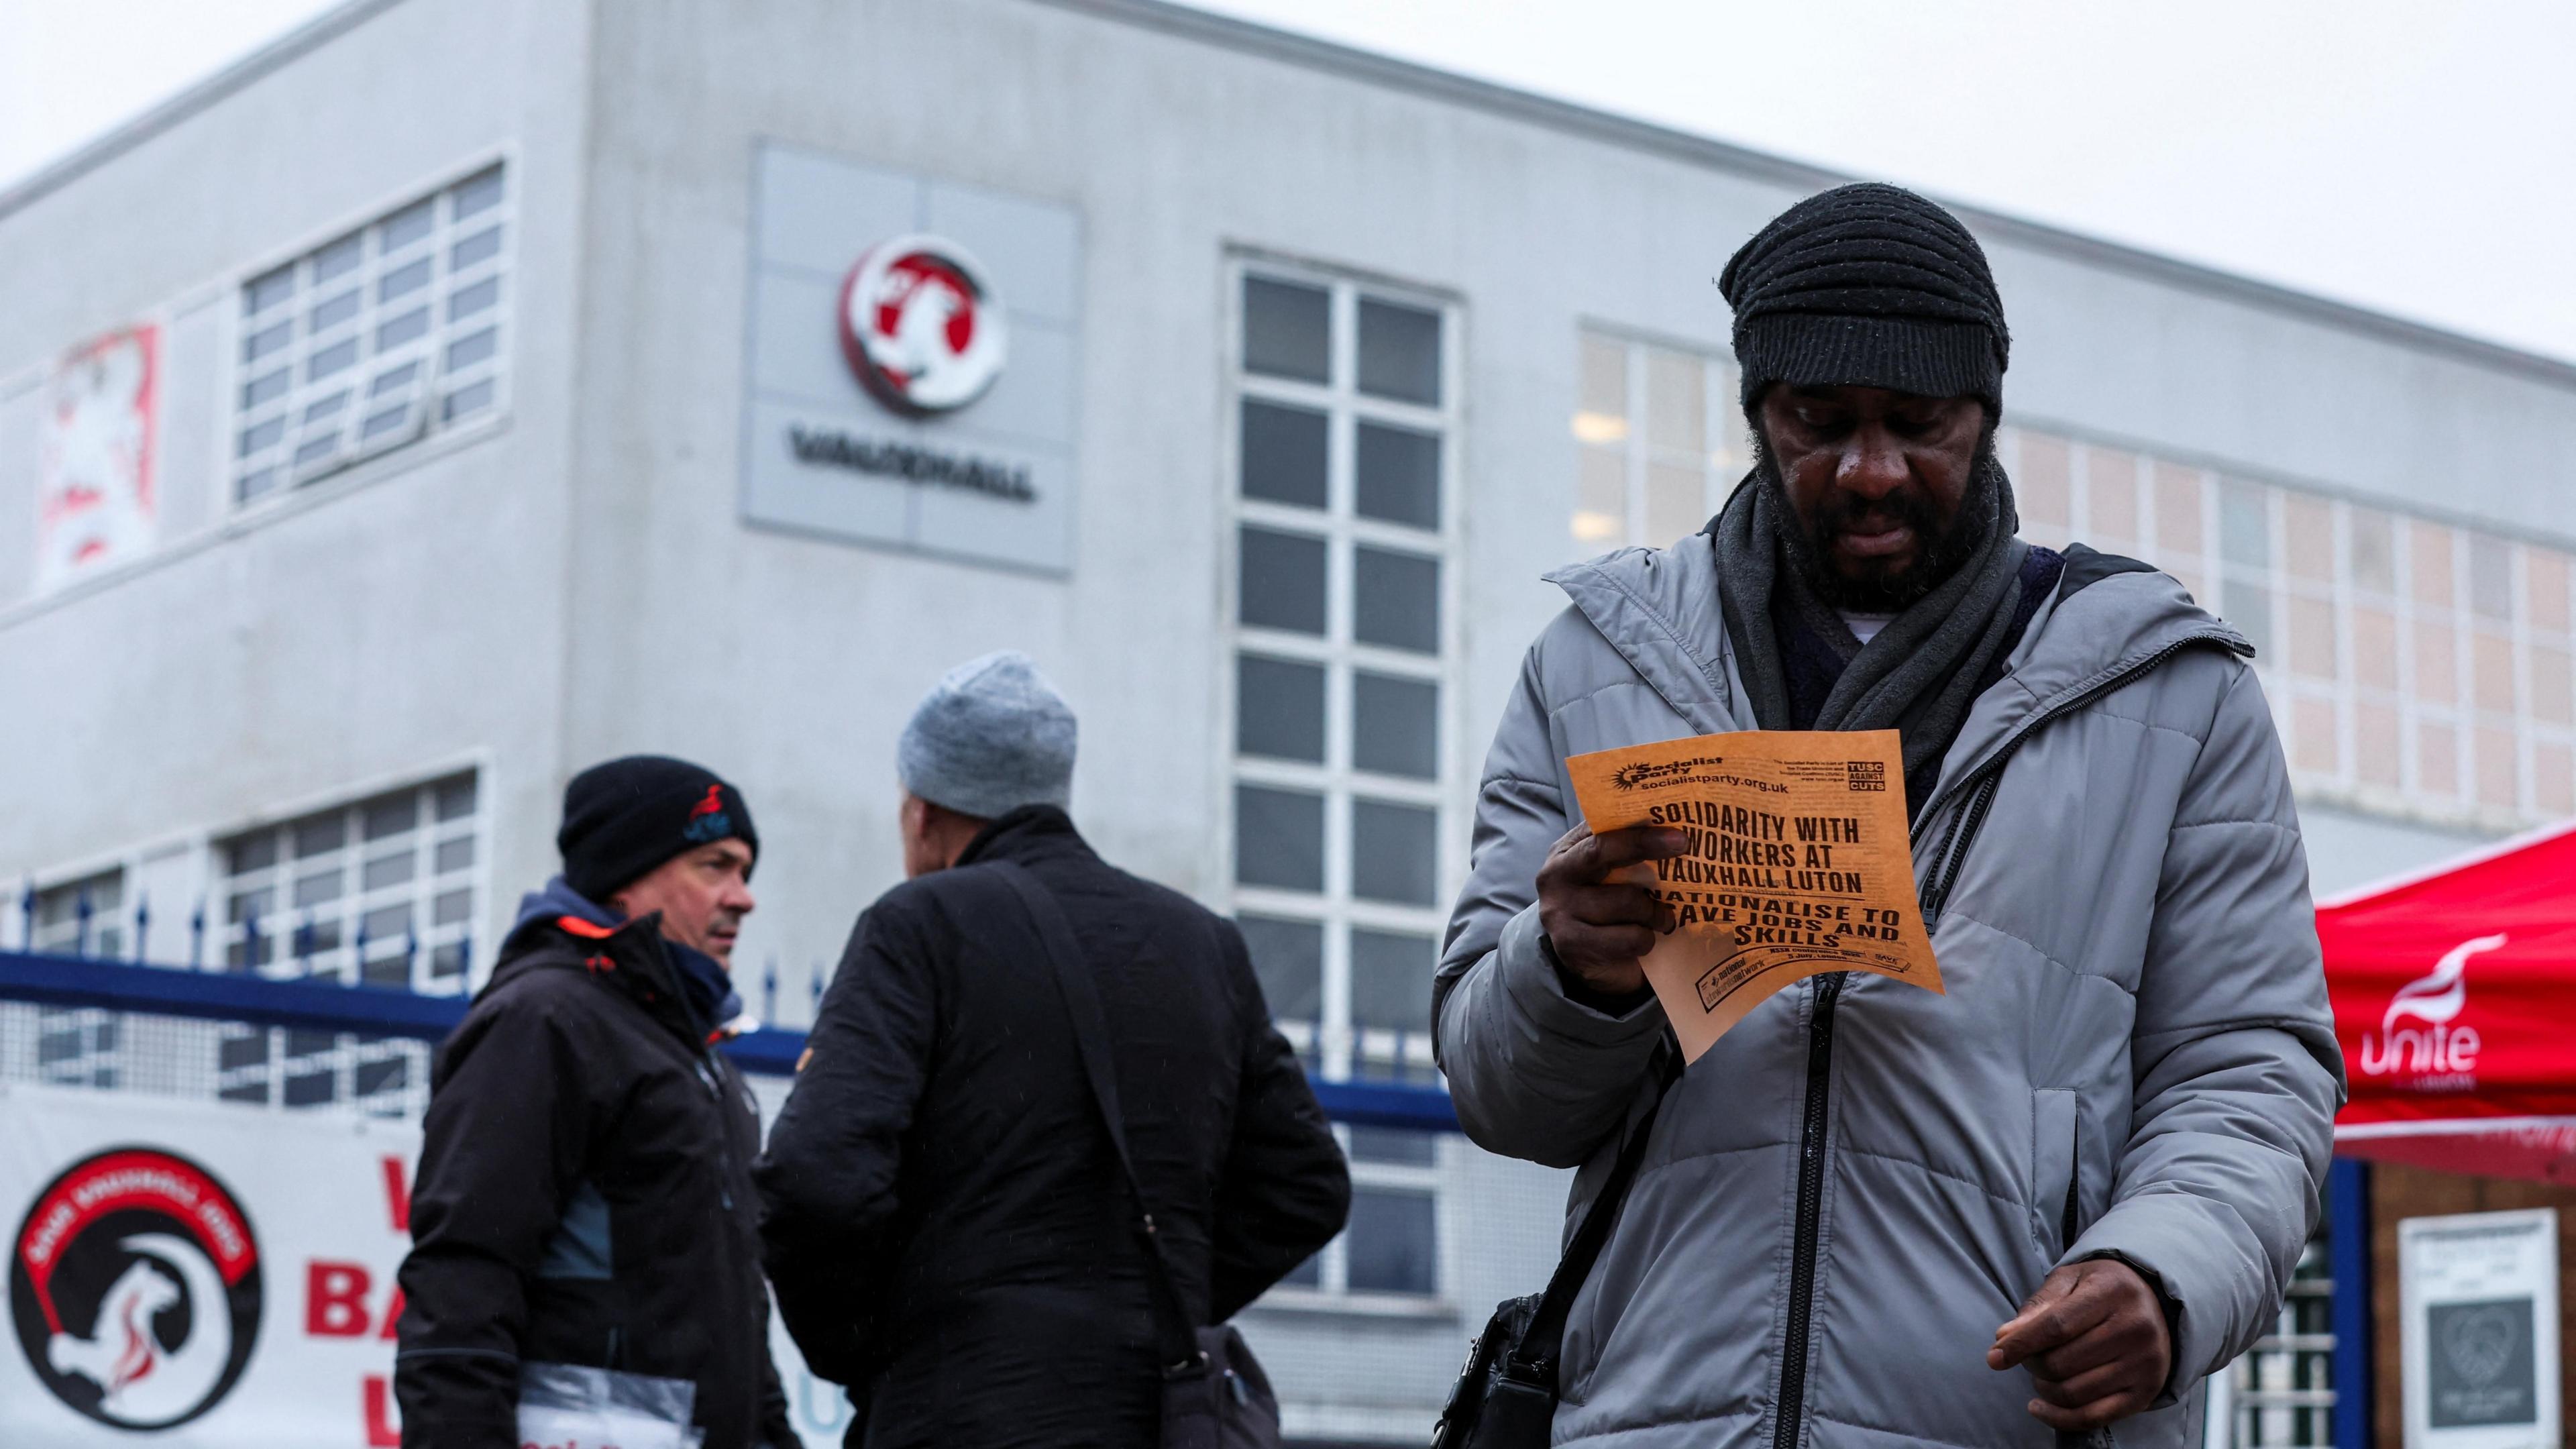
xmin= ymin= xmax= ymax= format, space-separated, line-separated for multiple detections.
xmin=6 ymin=0 xmax=2571 ymax=364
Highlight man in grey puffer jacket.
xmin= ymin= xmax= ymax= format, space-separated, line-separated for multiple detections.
xmin=1436 ymin=183 xmax=2343 ymax=1448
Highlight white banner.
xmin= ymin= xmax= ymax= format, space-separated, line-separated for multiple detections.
xmin=3 ymin=1081 xmax=858 ymax=1448
xmin=35 ymin=323 xmax=160 ymax=594
xmin=3 ymin=1081 xmax=416 ymax=1446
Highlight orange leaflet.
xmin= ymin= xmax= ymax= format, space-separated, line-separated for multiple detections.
xmin=1566 ymin=729 xmax=1943 ymax=1062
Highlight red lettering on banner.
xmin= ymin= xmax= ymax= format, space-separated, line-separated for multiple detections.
xmin=16 ymin=1150 xmax=256 ymax=1322
xmin=308 ymin=1260 xmax=374 ymax=1336
xmin=380 ymin=1283 xmax=405 ymax=1340
xmin=381 ymin=1155 xmax=413 ymax=1233
xmin=363 ymin=1374 xmax=402 ymax=1447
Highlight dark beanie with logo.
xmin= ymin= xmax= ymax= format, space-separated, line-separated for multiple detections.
xmin=557 ymin=755 xmax=758 ymax=902
xmin=1718 ymin=181 xmax=2010 ymax=417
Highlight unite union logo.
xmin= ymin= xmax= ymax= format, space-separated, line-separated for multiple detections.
xmin=2358 ymin=933 xmax=2508 ymax=1089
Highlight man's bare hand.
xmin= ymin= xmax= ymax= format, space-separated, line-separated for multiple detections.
xmin=1988 ymin=1258 xmax=2171 ymax=1432
xmin=1535 ymin=822 xmax=1687 ymax=997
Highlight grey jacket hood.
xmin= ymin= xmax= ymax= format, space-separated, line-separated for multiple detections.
xmin=1438 ymin=533 xmax=2341 ymax=1448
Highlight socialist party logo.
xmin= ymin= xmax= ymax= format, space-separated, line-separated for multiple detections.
xmin=11 ymin=1148 xmax=262 ymax=1429
xmin=839 ymin=234 xmax=1008 ymax=416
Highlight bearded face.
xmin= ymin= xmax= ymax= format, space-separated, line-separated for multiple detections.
xmin=1749 ymin=385 xmax=1998 ymax=612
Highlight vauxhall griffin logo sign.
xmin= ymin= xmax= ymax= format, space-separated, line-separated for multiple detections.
xmin=794 ymin=232 xmax=1037 ymax=508
xmin=2359 ymin=933 xmax=2508 ymax=1091
xmin=11 ymin=1147 xmax=263 ymax=1429
xmin=838 ymin=234 xmax=1008 ymax=416
xmin=743 ymin=152 xmax=1075 ymax=571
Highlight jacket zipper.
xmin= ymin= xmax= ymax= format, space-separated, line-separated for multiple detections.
xmin=1770 ymin=970 xmax=1844 ymax=1449
xmin=2059 ymin=1120 xmax=2082 ymax=1252
xmin=1768 ymin=632 xmax=2237 ymax=1449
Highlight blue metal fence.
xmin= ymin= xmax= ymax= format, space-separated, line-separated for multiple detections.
xmin=0 ymin=949 xmax=1459 ymax=1131
xmin=3 ymin=949 xmax=2381 ymax=1446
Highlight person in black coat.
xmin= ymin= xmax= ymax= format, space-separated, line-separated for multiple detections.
xmin=396 ymin=757 xmax=800 ymax=1449
xmin=755 ymin=652 xmax=1351 ymax=1448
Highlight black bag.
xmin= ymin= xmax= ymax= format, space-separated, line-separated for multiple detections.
xmin=1430 ymin=1052 xmax=1676 ymax=1449
xmin=994 ymin=862 xmax=1282 ymax=1449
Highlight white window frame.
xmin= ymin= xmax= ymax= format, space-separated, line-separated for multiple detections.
xmin=224 ymin=155 xmax=515 ymax=508
xmin=20 ymin=869 xmax=131 ymax=1091
xmin=1262 ymin=1125 xmax=1450 ymax=1313
xmin=205 ymin=768 xmax=486 ymax=1118
xmin=1570 ymin=328 xmax=1756 ymax=551
xmin=2001 ymin=424 xmax=2576 ymax=833
xmin=1222 ymin=254 xmax=1463 ymax=1309
xmin=1224 ymin=255 xmax=1463 ymax=1089
xmin=27 ymin=867 xmax=129 ymax=959
xmin=210 ymin=769 xmax=486 ymax=991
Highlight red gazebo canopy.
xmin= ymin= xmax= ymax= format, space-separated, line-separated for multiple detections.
xmin=2324 ymin=819 xmax=2576 ymax=1185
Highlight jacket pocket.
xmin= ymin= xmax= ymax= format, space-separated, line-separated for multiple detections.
xmin=2031 ymin=1089 xmax=2078 ymax=1258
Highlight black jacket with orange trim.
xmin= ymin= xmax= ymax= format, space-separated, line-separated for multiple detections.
xmin=394 ymin=889 xmax=798 ymax=1449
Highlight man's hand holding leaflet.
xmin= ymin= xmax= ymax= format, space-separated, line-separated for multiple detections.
xmin=1563 ymin=727 xmax=1941 ymax=1061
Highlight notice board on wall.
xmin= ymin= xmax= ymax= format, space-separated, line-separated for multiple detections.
xmin=2398 ymin=1207 xmax=2561 ymax=1449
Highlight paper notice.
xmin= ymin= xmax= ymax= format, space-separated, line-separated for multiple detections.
xmin=1566 ymin=729 xmax=1942 ymax=1062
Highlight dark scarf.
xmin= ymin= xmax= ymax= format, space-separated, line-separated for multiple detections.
xmin=1715 ymin=453 xmax=2033 ymax=816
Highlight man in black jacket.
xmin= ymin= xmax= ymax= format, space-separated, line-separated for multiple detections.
xmin=396 ymin=756 xmax=800 ymax=1449
xmin=756 ymin=651 xmax=1351 ymax=1448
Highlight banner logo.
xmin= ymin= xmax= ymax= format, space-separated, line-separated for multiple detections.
xmin=839 ymin=235 xmax=1008 ymax=416
xmin=2359 ymin=933 xmax=2507 ymax=1089
xmin=683 ymin=784 xmax=735 ymax=843
xmin=10 ymin=1148 xmax=262 ymax=1429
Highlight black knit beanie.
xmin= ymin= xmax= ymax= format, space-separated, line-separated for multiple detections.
xmin=558 ymin=755 xmax=758 ymax=902
xmin=1719 ymin=182 xmax=2009 ymax=417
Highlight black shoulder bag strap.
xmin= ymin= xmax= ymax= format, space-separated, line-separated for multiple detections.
xmin=1505 ymin=1042 xmax=1682 ymax=1390
xmin=990 ymin=861 xmax=1205 ymax=1377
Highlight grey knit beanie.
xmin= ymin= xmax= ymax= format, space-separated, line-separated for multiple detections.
xmin=897 ymin=651 xmax=1077 ymax=820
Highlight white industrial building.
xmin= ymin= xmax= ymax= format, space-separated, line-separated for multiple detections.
xmin=3 ymin=0 xmax=2573 ymax=1443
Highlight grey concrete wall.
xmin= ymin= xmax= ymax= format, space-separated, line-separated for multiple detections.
xmin=5 ymin=0 xmax=2555 ymax=969
xmin=565 ymin=0 xmax=2574 ymax=981
xmin=0 ymin=0 xmax=596 ymax=917
xmin=1991 ymin=239 xmax=2576 ymax=544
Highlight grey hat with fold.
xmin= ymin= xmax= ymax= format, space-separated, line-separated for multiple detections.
xmin=897 ymin=650 xmax=1077 ymax=820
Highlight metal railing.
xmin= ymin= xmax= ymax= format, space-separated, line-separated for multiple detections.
xmin=0 ymin=948 xmax=1460 ymax=1130
xmin=6 ymin=947 xmax=2381 ymax=1448
xmin=2222 ymin=1247 xmax=2336 ymax=1446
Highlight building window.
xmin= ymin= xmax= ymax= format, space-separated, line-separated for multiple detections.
xmin=29 ymin=869 xmax=127 ymax=959
xmin=21 ymin=871 xmax=129 ymax=1089
xmin=213 ymin=1020 xmax=424 ymax=1118
xmin=2004 ymin=427 xmax=2576 ymax=828
xmin=232 ymin=163 xmax=511 ymax=504
xmin=2216 ymin=1231 xmax=2334 ymax=1447
xmin=1228 ymin=262 xmax=1454 ymax=1096
xmin=1228 ymin=260 xmax=1454 ymax=1303
xmin=213 ymin=771 xmax=482 ymax=989
xmin=207 ymin=772 xmax=475 ymax=1116
xmin=1570 ymin=331 xmax=1756 ymax=550
xmin=1279 ymin=1125 xmax=1442 ymax=1299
